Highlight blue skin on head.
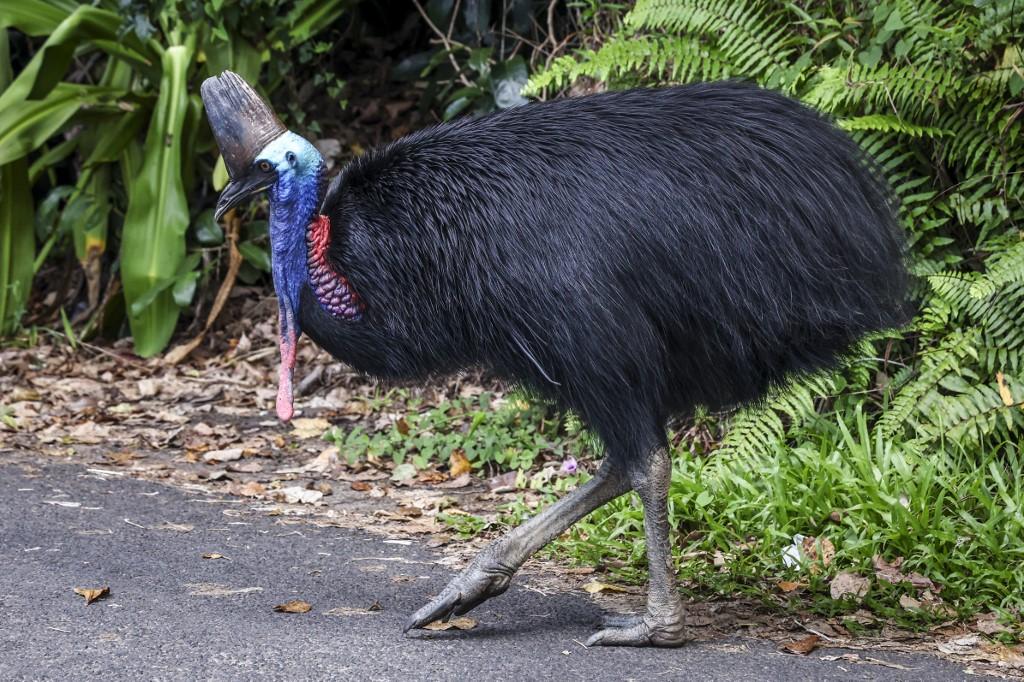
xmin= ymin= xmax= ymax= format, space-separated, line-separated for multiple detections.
xmin=254 ymin=131 xmax=324 ymax=419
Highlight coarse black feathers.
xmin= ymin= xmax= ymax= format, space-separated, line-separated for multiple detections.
xmin=300 ymin=81 xmax=909 ymax=453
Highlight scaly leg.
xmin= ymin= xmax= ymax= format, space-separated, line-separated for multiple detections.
xmin=586 ymin=446 xmax=686 ymax=647
xmin=405 ymin=457 xmax=631 ymax=631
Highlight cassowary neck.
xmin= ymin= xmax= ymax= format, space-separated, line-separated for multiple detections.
xmin=267 ymin=161 xmax=322 ymax=421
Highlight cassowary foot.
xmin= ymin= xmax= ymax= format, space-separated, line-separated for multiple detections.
xmin=404 ymin=557 xmax=515 ymax=632
xmin=587 ymin=608 xmax=687 ymax=648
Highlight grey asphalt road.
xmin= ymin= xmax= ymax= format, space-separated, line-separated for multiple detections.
xmin=0 ymin=460 xmax=969 ymax=681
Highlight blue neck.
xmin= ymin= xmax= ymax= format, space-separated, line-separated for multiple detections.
xmin=268 ymin=160 xmax=324 ymax=326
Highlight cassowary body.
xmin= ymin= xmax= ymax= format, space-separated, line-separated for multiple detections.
xmin=202 ymin=74 xmax=908 ymax=647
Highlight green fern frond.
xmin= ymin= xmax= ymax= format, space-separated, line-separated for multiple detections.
xmin=838 ymin=115 xmax=951 ymax=138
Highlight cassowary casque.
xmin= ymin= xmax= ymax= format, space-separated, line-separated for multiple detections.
xmin=201 ymin=71 xmax=908 ymax=647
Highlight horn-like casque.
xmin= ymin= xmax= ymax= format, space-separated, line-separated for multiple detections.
xmin=200 ymin=71 xmax=286 ymax=179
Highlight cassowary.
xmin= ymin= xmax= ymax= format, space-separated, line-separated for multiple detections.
xmin=201 ymin=72 xmax=908 ymax=647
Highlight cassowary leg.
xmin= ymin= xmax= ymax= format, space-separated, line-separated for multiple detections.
xmin=586 ymin=446 xmax=686 ymax=647
xmin=405 ymin=458 xmax=631 ymax=632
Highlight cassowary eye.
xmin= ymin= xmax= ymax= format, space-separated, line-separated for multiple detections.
xmin=258 ymin=160 xmax=272 ymax=172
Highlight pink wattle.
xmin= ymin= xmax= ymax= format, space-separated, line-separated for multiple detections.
xmin=277 ymin=311 xmax=297 ymax=421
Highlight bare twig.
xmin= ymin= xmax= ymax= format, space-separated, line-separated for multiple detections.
xmin=411 ymin=0 xmax=474 ymax=88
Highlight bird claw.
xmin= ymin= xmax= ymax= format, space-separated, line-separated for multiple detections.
xmin=404 ymin=558 xmax=515 ymax=632
xmin=586 ymin=611 xmax=687 ymax=648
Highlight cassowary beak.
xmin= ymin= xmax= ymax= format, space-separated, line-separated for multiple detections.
xmin=214 ymin=173 xmax=275 ymax=222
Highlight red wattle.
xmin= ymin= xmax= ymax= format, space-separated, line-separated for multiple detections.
xmin=306 ymin=214 xmax=364 ymax=319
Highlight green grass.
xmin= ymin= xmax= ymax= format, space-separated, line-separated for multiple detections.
xmin=558 ymin=411 xmax=1023 ymax=619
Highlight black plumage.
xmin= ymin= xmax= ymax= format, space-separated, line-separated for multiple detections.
xmin=303 ymin=81 xmax=908 ymax=454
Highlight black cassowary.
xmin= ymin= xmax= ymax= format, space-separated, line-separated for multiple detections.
xmin=201 ymin=72 xmax=908 ymax=647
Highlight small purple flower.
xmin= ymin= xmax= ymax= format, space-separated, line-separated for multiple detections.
xmin=559 ymin=456 xmax=578 ymax=475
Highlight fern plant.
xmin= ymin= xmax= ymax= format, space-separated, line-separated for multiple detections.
xmin=528 ymin=0 xmax=1022 ymax=271
xmin=530 ymin=0 xmax=1024 ymax=457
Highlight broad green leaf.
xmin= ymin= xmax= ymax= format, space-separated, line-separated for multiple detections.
xmin=0 ymin=83 xmax=122 ymax=166
xmin=121 ymin=45 xmax=193 ymax=357
xmin=205 ymin=35 xmax=262 ymax=83
xmin=0 ymin=6 xmax=153 ymax=105
xmin=172 ymin=270 xmax=199 ymax=307
xmin=238 ymin=241 xmax=271 ymax=271
xmin=0 ymin=0 xmax=75 ymax=35
xmin=81 ymin=107 xmax=147 ymax=167
xmin=0 ymin=157 xmax=33 ymax=335
xmin=128 ymin=254 xmax=200 ymax=318
xmin=0 ymin=31 xmax=34 ymax=335
xmin=278 ymin=0 xmax=356 ymax=45
xmin=444 ymin=97 xmax=473 ymax=120
xmin=193 ymin=209 xmax=224 ymax=245
xmin=212 ymin=154 xmax=229 ymax=191
xmin=28 ymin=136 xmax=78 ymax=185
xmin=34 ymin=185 xmax=74 ymax=242
xmin=180 ymin=93 xmax=203 ymax=192
xmin=64 ymin=166 xmax=111 ymax=263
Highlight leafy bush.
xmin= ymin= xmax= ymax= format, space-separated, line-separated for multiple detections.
xmin=0 ymin=0 xmax=353 ymax=352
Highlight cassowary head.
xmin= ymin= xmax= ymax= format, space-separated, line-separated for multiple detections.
xmin=201 ymin=71 xmax=326 ymax=421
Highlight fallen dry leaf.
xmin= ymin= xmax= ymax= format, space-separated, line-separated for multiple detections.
xmin=423 ymin=616 xmax=477 ymax=631
xmin=830 ymin=571 xmax=870 ymax=601
xmin=290 ymin=418 xmax=331 ymax=439
xmin=801 ymin=535 xmax=835 ymax=572
xmin=449 ymin=449 xmax=471 ymax=478
xmin=777 ymin=580 xmax=804 ymax=593
xmin=278 ymin=486 xmax=323 ymax=505
xmin=975 ymin=612 xmax=1012 ymax=635
xmin=74 ymin=586 xmax=110 ymax=605
xmin=417 ymin=470 xmax=446 ymax=484
xmin=233 ymin=481 xmax=265 ymax=497
xmin=938 ymin=634 xmax=980 ymax=655
xmin=226 ymin=461 xmax=263 ymax=473
xmin=202 ymin=553 xmax=228 ymax=560
xmin=780 ymin=634 xmax=820 ymax=655
xmin=203 ymin=447 xmax=243 ymax=463
xmin=899 ymin=594 xmax=922 ymax=610
xmin=437 ymin=472 xmax=471 ymax=489
xmin=872 ymin=555 xmax=905 ymax=584
xmin=350 ymin=481 xmax=371 ymax=492
xmin=487 ymin=470 xmax=517 ymax=493
xmin=582 ymin=580 xmax=630 ymax=594
xmin=274 ymin=600 xmax=312 ymax=614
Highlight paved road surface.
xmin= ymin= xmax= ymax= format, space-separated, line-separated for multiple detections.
xmin=0 ymin=461 xmax=970 ymax=681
